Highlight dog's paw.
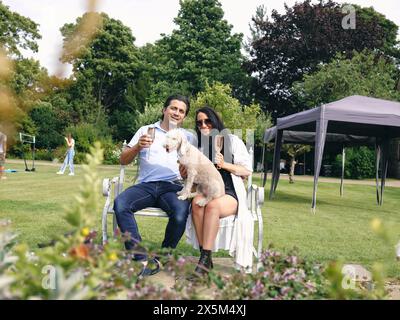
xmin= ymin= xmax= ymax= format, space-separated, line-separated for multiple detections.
xmin=177 ymin=193 xmax=189 ymax=201
xmin=176 ymin=190 xmax=183 ymax=196
xmin=188 ymin=192 xmax=198 ymax=199
xmin=195 ymin=198 xmax=209 ymax=207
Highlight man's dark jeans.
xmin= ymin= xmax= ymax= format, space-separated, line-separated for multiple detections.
xmin=113 ymin=181 xmax=190 ymax=260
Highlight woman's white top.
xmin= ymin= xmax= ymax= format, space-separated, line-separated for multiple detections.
xmin=185 ymin=134 xmax=255 ymax=270
xmin=67 ymin=138 xmax=75 ymax=150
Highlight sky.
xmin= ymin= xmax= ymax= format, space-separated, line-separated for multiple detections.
xmin=2 ymin=0 xmax=400 ymax=77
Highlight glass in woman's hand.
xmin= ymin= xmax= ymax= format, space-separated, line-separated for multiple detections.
xmin=214 ymin=135 xmax=224 ymax=169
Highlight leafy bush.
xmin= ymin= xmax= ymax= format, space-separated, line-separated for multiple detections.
xmin=29 ymin=102 xmax=65 ymax=150
xmin=53 ymin=146 xmax=68 ymax=163
xmin=33 ymin=149 xmax=54 ymax=161
xmin=131 ymin=103 xmax=163 ymax=135
xmin=215 ymin=246 xmax=328 ymax=300
xmin=188 ymin=82 xmax=267 ymax=143
xmin=102 ymin=138 xmax=122 ymax=165
xmin=65 ymin=123 xmax=103 ymax=154
xmin=0 ymin=220 xmax=17 ymax=299
xmin=332 ymin=146 xmax=375 ymax=179
xmin=62 ymin=123 xmax=118 ymax=164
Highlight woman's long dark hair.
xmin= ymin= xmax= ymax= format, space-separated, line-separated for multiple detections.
xmin=195 ymin=106 xmax=225 ymax=140
xmin=195 ymin=106 xmax=232 ymax=163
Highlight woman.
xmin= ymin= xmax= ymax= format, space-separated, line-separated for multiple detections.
xmin=0 ymin=129 xmax=7 ymax=180
xmin=184 ymin=106 xmax=254 ymax=276
xmin=57 ymin=133 xmax=75 ymax=176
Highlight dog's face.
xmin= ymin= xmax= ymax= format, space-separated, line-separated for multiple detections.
xmin=163 ymin=129 xmax=183 ymax=153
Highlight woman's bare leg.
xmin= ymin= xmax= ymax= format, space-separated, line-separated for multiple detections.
xmin=191 ymin=194 xmax=206 ymax=247
xmin=202 ymin=195 xmax=238 ymax=250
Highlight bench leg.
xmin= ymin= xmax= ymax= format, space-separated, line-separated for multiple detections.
xmin=256 ymin=206 xmax=264 ymax=271
xmin=102 ymin=206 xmax=109 ymax=244
xmin=112 ymin=213 xmax=118 ymax=238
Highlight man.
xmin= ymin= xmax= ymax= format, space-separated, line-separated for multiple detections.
xmin=0 ymin=129 xmax=7 ymax=180
xmin=114 ymin=94 xmax=194 ymax=276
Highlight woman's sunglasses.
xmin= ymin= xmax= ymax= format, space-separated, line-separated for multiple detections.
xmin=196 ymin=119 xmax=212 ymax=127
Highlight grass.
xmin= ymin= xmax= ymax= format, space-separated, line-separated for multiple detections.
xmin=1 ymin=159 xmax=399 ymax=278
xmin=264 ymin=176 xmax=400 ymax=278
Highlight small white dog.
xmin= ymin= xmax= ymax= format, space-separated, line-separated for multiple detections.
xmin=163 ymin=129 xmax=225 ymax=207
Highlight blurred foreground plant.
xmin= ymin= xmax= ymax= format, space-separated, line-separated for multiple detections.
xmin=323 ymin=217 xmax=399 ymax=300
xmin=3 ymin=143 xmax=144 ymax=299
xmin=214 ymin=246 xmax=328 ymax=300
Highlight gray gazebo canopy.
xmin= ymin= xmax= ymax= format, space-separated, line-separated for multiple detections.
xmin=263 ymin=127 xmax=376 ymax=198
xmin=264 ymin=95 xmax=400 ymax=210
xmin=264 ymin=127 xmax=376 ymax=147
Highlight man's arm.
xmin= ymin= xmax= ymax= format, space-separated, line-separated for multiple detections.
xmin=120 ymin=143 xmax=141 ymax=165
xmin=120 ymin=134 xmax=153 ymax=165
xmin=179 ymin=164 xmax=187 ymax=178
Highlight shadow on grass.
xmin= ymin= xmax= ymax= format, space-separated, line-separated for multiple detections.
xmin=266 ymin=191 xmax=331 ymax=206
xmin=266 ymin=189 xmax=395 ymax=215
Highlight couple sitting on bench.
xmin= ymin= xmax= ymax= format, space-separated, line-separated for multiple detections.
xmin=113 ymin=94 xmax=254 ymax=277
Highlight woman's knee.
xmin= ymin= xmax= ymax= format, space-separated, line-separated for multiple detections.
xmin=191 ymin=197 xmax=205 ymax=216
xmin=204 ymin=200 xmax=220 ymax=214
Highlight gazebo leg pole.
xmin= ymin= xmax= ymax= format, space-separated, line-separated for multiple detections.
xmin=380 ymin=140 xmax=389 ymax=206
xmin=311 ymin=117 xmax=328 ymax=213
xmin=375 ymin=144 xmax=381 ymax=205
xmin=340 ymin=146 xmax=345 ymax=197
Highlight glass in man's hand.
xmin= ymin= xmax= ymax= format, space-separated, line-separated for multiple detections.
xmin=146 ymin=126 xmax=155 ymax=160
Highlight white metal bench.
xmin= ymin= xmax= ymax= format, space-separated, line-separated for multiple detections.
xmin=101 ymin=146 xmax=265 ymax=270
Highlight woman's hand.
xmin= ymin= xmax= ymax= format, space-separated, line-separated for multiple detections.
xmin=215 ymin=152 xmax=224 ymax=169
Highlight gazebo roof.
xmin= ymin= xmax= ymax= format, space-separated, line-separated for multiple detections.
xmin=276 ymin=95 xmax=400 ymax=137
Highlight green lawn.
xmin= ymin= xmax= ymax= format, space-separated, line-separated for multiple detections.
xmin=1 ymin=160 xmax=399 ymax=278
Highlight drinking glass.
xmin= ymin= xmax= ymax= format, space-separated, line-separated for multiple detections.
xmin=214 ymin=135 xmax=224 ymax=169
xmin=147 ymin=126 xmax=155 ymax=160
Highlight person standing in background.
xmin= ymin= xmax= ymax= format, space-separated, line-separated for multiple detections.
xmin=57 ymin=133 xmax=75 ymax=176
xmin=0 ymin=129 xmax=7 ymax=180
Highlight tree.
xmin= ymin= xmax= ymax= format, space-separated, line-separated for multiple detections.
xmin=292 ymin=50 xmax=400 ymax=107
xmin=28 ymin=102 xmax=64 ymax=150
xmin=246 ymin=0 xmax=400 ymax=118
xmin=10 ymin=58 xmax=48 ymax=100
xmin=0 ymin=1 xmax=41 ymax=57
xmin=187 ymin=82 xmax=271 ymax=151
xmin=0 ymin=2 xmax=42 ymax=148
xmin=145 ymin=0 xmax=250 ymax=100
xmin=60 ymin=12 xmax=149 ymax=140
xmin=283 ymin=144 xmax=311 ymax=183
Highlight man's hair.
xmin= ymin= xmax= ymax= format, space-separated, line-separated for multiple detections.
xmin=163 ymin=94 xmax=190 ymax=117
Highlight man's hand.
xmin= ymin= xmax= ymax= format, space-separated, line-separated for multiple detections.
xmin=137 ymin=134 xmax=153 ymax=149
xmin=179 ymin=164 xmax=187 ymax=178
xmin=120 ymin=134 xmax=152 ymax=165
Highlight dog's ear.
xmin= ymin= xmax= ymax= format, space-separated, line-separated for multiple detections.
xmin=178 ymin=132 xmax=190 ymax=155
